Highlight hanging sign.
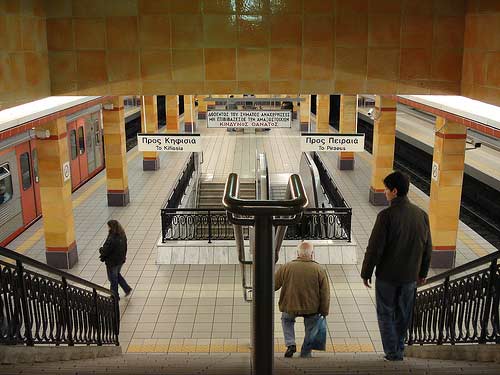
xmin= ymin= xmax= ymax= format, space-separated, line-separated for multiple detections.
xmin=137 ymin=133 xmax=202 ymax=152
xmin=207 ymin=110 xmax=291 ymax=128
xmin=300 ymin=133 xmax=365 ymax=152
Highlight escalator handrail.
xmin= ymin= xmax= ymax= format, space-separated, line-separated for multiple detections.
xmin=223 ymin=173 xmax=308 ymax=216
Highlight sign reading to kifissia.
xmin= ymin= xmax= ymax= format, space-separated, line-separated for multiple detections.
xmin=207 ymin=110 xmax=291 ymax=128
xmin=301 ymin=133 xmax=365 ymax=152
xmin=137 ymin=134 xmax=202 ymax=152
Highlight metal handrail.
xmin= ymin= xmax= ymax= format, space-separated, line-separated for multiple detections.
xmin=0 ymin=246 xmax=119 ymax=347
xmin=424 ymin=250 xmax=500 ymax=285
xmin=0 ymin=246 xmax=112 ymax=295
xmin=223 ymin=173 xmax=308 ymax=216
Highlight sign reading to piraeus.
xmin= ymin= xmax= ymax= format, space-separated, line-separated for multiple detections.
xmin=137 ymin=133 xmax=202 ymax=152
xmin=301 ymin=133 xmax=365 ymax=152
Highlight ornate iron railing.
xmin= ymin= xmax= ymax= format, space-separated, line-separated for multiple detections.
xmin=164 ymin=153 xmax=196 ymax=210
xmin=0 ymin=246 xmax=119 ymax=347
xmin=161 ymin=207 xmax=351 ymax=243
xmin=407 ymin=251 xmax=500 ymax=346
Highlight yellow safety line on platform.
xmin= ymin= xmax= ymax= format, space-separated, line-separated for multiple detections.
xmin=357 ymin=151 xmax=490 ymax=258
xmin=15 ymin=150 xmax=140 ymax=255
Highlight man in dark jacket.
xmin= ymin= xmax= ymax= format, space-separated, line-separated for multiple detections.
xmin=275 ymin=241 xmax=330 ymax=358
xmin=361 ymin=171 xmax=432 ymax=361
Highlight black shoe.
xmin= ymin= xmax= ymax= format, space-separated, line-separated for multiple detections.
xmin=384 ymin=355 xmax=403 ymax=362
xmin=125 ymin=289 xmax=132 ymax=297
xmin=284 ymin=345 xmax=296 ymax=358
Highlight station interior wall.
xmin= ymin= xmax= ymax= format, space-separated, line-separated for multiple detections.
xmin=0 ymin=0 xmax=499 ymax=110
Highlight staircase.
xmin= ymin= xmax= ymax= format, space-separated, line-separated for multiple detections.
xmin=198 ymin=180 xmax=255 ymax=209
xmin=3 ymin=353 xmax=500 ymax=374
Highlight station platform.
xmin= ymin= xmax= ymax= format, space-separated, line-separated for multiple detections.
xmin=7 ymin=116 xmax=498 ymax=356
xmin=358 ymin=106 xmax=500 ymax=190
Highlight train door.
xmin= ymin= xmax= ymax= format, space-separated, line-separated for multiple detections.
xmin=85 ymin=116 xmax=96 ymax=173
xmin=68 ymin=121 xmax=80 ymax=189
xmin=15 ymin=143 xmax=37 ymax=225
xmin=30 ymin=141 xmax=42 ymax=216
xmin=93 ymin=111 xmax=104 ymax=169
xmin=77 ymin=117 xmax=88 ymax=181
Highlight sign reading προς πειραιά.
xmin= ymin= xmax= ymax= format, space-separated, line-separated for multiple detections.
xmin=300 ymin=134 xmax=365 ymax=152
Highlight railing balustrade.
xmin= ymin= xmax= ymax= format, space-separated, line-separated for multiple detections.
xmin=161 ymin=207 xmax=351 ymax=243
xmin=0 ymin=247 xmax=119 ymax=347
xmin=407 ymin=251 xmax=500 ymax=346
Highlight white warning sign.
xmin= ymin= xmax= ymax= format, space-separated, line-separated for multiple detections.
xmin=137 ymin=134 xmax=202 ymax=152
xmin=207 ymin=110 xmax=291 ymax=128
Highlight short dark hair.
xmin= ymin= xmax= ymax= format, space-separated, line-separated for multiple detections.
xmin=383 ymin=171 xmax=410 ymax=197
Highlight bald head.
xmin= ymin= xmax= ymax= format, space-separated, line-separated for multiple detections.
xmin=297 ymin=241 xmax=314 ymax=259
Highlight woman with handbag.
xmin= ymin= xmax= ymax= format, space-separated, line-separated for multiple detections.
xmin=99 ymin=219 xmax=132 ymax=299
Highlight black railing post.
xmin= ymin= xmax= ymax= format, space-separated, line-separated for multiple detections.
xmin=253 ymin=216 xmax=274 ymax=375
xmin=208 ymin=210 xmax=212 ymax=244
xmin=15 ymin=260 xmax=33 ymax=346
xmin=113 ymin=294 xmax=120 ymax=346
xmin=407 ymin=288 xmax=417 ymax=345
xmin=479 ymin=259 xmax=497 ymax=344
xmin=161 ymin=210 xmax=166 ymax=243
xmin=61 ymin=277 xmax=74 ymax=346
xmin=437 ymin=276 xmax=450 ymax=345
xmin=93 ymin=288 xmax=102 ymax=346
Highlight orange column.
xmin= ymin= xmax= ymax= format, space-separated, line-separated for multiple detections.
xmin=429 ymin=117 xmax=466 ymax=268
xmin=300 ymin=95 xmax=311 ymax=132
xmin=103 ymin=96 xmax=129 ymax=206
xmin=184 ymin=95 xmax=195 ymax=132
xmin=141 ymin=95 xmax=160 ymax=170
xmin=166 ymin=95 xmax=179 ymax=132
xmin=369 ymin=96 xmax=397 ymax=205
xmin=198 ymin=95 xmax=207 ymax=120
xmin=316 ymin=95 xmax=330 ymax=132
xmin=338 ymin=95 xmax=358 ymax=170
xmin=37 ymin=117 xmax=78 ymax=268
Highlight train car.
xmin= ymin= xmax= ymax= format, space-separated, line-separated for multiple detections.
xmin=0 ymin=98 xmax=107 ymax=246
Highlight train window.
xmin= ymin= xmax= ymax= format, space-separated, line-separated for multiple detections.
xmin=32 ymin=148 xmax=39 ymax=183
xmin=70 ymin=129 xmax=78 ymax=160
xmin=78 ymin=127 xmax=85 ymax=154
xmin=0 ymin=164 xmax=13 ymax=204
xmin=20 ymin=153 xmax=32 ymax=190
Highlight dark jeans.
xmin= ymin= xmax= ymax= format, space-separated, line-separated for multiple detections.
xmin=106 ymin=264 xmax=131 ymax=298
xmin=375 ymin=279 xmax=416 ymax=360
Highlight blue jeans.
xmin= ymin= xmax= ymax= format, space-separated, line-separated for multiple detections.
xmin=281 ymin=312 xmax=320 ymax=355
xmin=106 ymin=264 xmax=131 ymax=298
xmin=375 ymin=279 xmax=416 ymax=360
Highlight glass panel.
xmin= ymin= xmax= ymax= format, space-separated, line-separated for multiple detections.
xmin=78 ymin=126 xmax=85 ymax=154
xmin=32 ymin=148 xmax=39 ymax=183
xmin=70 ymin=129 xmax=77 ymax=160
xmin=0 ymin=164 xmax=13 ymax=204
xmin=20 ymin=152 xmax=32 ymax=190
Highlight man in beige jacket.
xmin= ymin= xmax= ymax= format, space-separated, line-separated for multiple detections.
xmin=275 ymin=241 xmax=330 ymax=358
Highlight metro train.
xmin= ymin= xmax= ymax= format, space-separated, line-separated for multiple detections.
xmin=0 ymin=104 xmax=105 ymax=246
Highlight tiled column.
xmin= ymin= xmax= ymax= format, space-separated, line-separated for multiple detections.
xmin=37 ymin=117 xmax=78 ymax=269
xmin=141 ymin=96 xmax=160 ymax=171
xmin=369 ymin=96 xmax=396 ymax=206
xmin=103 ymin=96 xmax=129 ymax=207
xmin=198 ymin=95 xmax=207 ymax=120
xmin=338 ymin=95 xmax=358 ymax=170
xmin=300 ymin=95 xmax=311 ymax=132
xmin=316 ymin=94 xmax=330 ymax=132
xmin=429 ymin=117 xmax=466 ymax=268
xmin=166 ymin=95 xmax=179 ymax=132
xmin=184 ymin=95 xmax=195 ymax=133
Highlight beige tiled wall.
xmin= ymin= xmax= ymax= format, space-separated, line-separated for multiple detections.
xmin=42 ymin=0 xmax=469 ymax=96
xmin=0 ymin=0 xmax=50 ymax=110
xmin=461 ymin=0 xmax=500 ymax=106
xmin=3 ymin=0 xmax=497 ymax=106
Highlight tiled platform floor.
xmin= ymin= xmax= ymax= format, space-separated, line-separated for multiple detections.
xmin=8 ymin=116 xmax=498 ymax=354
